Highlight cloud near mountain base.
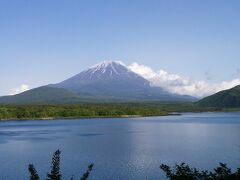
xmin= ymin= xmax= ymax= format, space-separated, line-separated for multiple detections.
xmin=128 ymin=63 xmax=240 ymax=98
xmin=9 ymin=84 xmax=30 ymax=95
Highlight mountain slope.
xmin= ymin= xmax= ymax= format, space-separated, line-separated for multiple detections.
xmin=196 ymin=85 xmax=240 ymax=107
xmin=0 ymin=86 xmax=81 ymax=104
xmin=0 ymin=61 xmax=196 ymax=104
xmin=51 ymin=61 xmax=150 ymax=94
xmin=51 ymin=61 xmax=195 ymax=101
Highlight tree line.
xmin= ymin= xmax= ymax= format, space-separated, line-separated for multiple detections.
xmin=0 ymin=103 xmax=222 ymax=120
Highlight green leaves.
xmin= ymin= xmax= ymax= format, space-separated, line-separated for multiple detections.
xmin=28 ymin=150 xmax=93 ymax=180
xmin=80 ymin=163 xmax=94 ymax=180
xmin=46 ymin=150 xmax=62 ymax=180
xmin=160 ymin=162 xmax=240 ymax=180
xmin=28 ymin=164 xmax=40 ymax=180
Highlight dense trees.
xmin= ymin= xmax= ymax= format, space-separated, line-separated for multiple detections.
xmin=0 ymin=104 xmax=169 ymax=120
xmin=0 ymin=103 xmax=225 ymax=120
xmin=160 ymin=163 xmax=240 ymax=180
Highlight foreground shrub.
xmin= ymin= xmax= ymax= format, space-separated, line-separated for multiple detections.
xmin=28 ymin=150 xmax=93 ymax=180
xmin=160 ymin=162 xmax=240 ymax=180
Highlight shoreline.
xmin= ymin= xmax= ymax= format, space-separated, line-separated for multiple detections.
xmin=2 ymin=110 xmax=240 ymax=122
xmin=1 ymin=104 xmax=239 ymax=122
xmin=1 ymin=111 xmax=240 ymax=122
xmin=0 ymin=113 xmax=182 ymax=122
xmin=1 ymin=110 xmax=240 ymax=122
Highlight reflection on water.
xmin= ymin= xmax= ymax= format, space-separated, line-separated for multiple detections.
xmin=0 ymin=112 xmax=240 ymax=180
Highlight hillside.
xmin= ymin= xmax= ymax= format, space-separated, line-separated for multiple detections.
xmin=197 ymin=85 xmax=240 ymax=108
xmin=0 ymin=86 xmax=81 ymax=105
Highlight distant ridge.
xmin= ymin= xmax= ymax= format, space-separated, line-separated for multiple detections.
xmin=0 ymin=61 xmax=196 ymax=104
xmin=0 ymin=86 xmax=81 ymax=104
xmin=196 ymin=85 xmax=240 ymax=108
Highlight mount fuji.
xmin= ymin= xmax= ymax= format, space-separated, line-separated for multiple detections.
xmin=51 ymin=61 xmax=150 ymax=93
xmin=0 ymin=61 xmax=196 ymax=104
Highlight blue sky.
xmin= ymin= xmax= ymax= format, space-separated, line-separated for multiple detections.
xmin=0 ymin=0 xmax=240 ymax=96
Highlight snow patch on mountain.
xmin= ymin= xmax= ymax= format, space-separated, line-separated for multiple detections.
xmin=86 ymin=61 xmax=127 ymax=77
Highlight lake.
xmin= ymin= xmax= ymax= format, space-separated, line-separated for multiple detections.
xmin=0 ymin=112 xmax=240 ymax=180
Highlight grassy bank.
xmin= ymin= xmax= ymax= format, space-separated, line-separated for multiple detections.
xmin=0 ymin=102 xmax=238 ymax=120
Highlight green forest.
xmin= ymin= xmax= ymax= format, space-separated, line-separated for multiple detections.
xmin=0 ymin=102 xmax=230 ymax=120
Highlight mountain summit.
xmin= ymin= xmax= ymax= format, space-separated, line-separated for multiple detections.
xmin=0 ymin=61 xmax=196 ymax=104
xmin=53 ymin=61 xmax=150 ymax=90
xmin=50 ymin=60 xmax=158 ymax=100
xmin=88 ymin=61 xmax=129 ymax=78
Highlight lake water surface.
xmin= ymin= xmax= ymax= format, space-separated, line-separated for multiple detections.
xmin=0 ymin=112 xmax=240 ymax=180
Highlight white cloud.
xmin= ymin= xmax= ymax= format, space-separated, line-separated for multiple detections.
xmin=9 ymin=84 xmax=30 ymax=95
xmin=128 ymin=63 xmax=240 ymax=98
